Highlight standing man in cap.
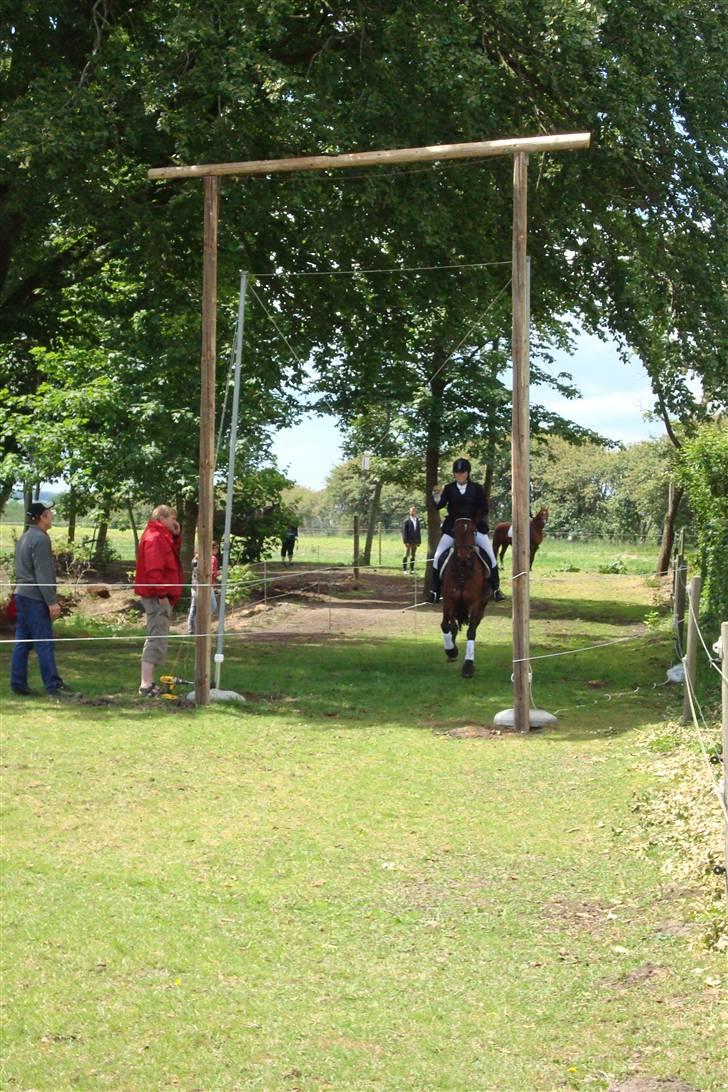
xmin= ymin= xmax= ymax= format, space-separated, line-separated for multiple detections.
xmin=10 ymin=501 xmax=77 ymax=697
xmin=134 ymin=504 xmax=184 ymax=697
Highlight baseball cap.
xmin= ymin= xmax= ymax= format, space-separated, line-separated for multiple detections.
xmin=27 ymin=501 xmax=54 ymax=520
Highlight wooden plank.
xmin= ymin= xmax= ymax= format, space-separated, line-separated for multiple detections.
xmin=511 ymin=152 xmax=531 ymax=734
xmin=149 ymin=133 xmax=590 ymax=181
xmin=195 ymin=175 xmax=219 ymax=707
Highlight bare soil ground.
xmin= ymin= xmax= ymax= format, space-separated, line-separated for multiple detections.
xmin=52 ymin=566 xmax=448 ymax=641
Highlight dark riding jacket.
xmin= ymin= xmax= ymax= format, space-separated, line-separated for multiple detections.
xmin=402 ymin=516 xmax=421 ymax=545
xmin=435 ymin=481 xmax=489 ymax=535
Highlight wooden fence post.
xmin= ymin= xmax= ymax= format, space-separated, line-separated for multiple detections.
xmin=353 ymin=516 xmax=360 ymax=586
xmin=681 ymin=576 xmax=701 ymax=723
xmin=674 ymin=559 xmax=688 ymax=655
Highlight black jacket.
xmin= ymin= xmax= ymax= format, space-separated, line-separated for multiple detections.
xmin=402 ymin=516 xmax=421 ymax=545
xmin=435 ymin=480 xmax=489 ymax=535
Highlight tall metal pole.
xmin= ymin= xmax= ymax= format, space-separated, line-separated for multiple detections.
xmin=195 ymin=175 xmax=219 ymax=707
xmin=511 ymin=153 xmax=531 ymax=733
xmin=214 ymin=272 xmax=248 ymax=691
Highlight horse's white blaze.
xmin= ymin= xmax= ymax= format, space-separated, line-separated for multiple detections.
xmin=443 ymin=631 xmax=454 ymax=651
xmin=466 ymin=639 xmax=475 ymax=661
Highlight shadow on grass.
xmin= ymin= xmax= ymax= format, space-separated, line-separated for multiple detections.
xmin=1 ymin=624 xmax=678 ymax=744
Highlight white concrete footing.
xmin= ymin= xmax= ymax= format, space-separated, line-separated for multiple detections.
xmin=493 ymin=708 xmax=557 ymax=729
xmin=185 ymin=688 xmax=246 ymax=704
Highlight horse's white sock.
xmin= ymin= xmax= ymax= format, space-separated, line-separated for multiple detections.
xmin=466 ymin=639 xmax=475 ymax=661
xmin=443 ymin=631 xmax=454 ymax=651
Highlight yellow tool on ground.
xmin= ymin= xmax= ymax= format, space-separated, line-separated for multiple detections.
xmin=159 ymin=675 xmax=194 ymax=700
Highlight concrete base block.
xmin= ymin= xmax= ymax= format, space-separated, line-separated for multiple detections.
xmin=186 ymin=688 xmax=246 ymax=704
xmin=493 ymin=708 xmax=558 ymax=729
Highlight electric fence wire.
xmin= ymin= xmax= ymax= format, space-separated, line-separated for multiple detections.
xmin=682 ymin=647 xmax=728 ymax=822
xmin=253 ymin=259 xmax=512 ymax=279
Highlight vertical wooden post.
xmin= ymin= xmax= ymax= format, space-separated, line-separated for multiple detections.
xmin=195 ymin=175 xmax=219 ymax=707
xmin=681 ymin=576 xmax=701 ymax=723
xmin=721 ymin=622 xmax=728 ymax=901
xmin=353 ymin=516 xmax=360 ymax=585
xmin=674 ymin=559 xmax=688 ymax=656
xmin=378 ymin=521 xmax=382 ymax=566
xmin=511 ymin=152 xmax=530 ymax=733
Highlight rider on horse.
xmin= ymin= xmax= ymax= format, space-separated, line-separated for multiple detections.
xmin=429 ymin=457 xmax=505 ymax=603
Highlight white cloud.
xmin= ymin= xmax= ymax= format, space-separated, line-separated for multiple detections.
xmin=537 ymin=387 xmax=661 ymax=444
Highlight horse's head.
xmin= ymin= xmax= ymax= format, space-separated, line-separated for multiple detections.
xmin=534 ymin=506 xmax=549 ymax=526
xmin=453 ymin=517 xmax=477 ymax=559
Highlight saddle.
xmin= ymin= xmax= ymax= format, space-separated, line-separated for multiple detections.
xmin=440 ymin=546 xmax=491 ymax=578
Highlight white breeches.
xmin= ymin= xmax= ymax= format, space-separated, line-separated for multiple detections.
xmin=433 ymin=532 xmax=497 ymax=569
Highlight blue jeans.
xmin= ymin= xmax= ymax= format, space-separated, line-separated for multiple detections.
xmin=10 ymin=595 xmax=63 ymax=694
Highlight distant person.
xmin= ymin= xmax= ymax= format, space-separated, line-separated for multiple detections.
xmin=187 ymin=540 xmax=220 ymax=634
xmin=281 ymin=525 xmax=298 ymax=563
xmin=134 ymin=504 xmax=184 ymax=697
xmin=401 ymin=506 xmax=421 ymax=574
xmin=10 ymin=501 xmax=78 ymax=698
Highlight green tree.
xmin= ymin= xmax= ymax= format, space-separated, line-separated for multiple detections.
xmin=676 ymin=419 xmax=728 ymax=627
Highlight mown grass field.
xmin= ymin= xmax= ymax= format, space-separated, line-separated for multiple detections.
xmin=0 ymin=568 xmax=724 ymax=1090
xmin=0 ymin=522 xmax=660 ymax=576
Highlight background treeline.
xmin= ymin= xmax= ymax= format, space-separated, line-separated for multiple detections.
xmin=1 ymin=2 xmax=726 ymax=614
xmin=285 ymin=434 xmax=683 ymax=542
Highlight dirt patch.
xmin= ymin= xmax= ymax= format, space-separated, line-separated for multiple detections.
xmin=608 ymin=1080 xmax=697 ymax=1092
xmin=541 ymin=895 xmax=618 ymax=933
xmin=608 ymin=962 xmax=669 ymax=988
xmin=443 ymin=724 xmax=509 ymax=740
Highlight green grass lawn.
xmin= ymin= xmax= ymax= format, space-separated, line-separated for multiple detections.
xmin=1 ymin=574 xmax=724 ymax=1090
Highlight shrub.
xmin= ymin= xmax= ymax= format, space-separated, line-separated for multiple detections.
xmin=677 ymin=420 xmax=728 ymax=627
xmin=224 ymin=564 xmax=255 ymax=606
xmin=598 ymin=558 xmax=628 ymax=574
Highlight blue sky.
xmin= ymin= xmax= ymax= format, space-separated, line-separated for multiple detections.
xmin=271 ymin=330 xmax=661 ymax=490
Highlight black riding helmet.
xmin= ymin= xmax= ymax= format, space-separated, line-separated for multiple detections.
xmin=452 ymin=457 xmax=471 ymax=474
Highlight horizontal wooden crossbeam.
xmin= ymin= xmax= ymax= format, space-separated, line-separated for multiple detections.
xmin=148 ymin=132 xmax=591 ymax=181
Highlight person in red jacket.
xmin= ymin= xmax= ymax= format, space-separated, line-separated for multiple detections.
xmin=134 ymin=504 xmax=184 ymax=696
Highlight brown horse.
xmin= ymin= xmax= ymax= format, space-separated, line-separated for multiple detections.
xmin=492 ymin=507 xmax=549 ymax=569
xmin=440 ymin=518 xmax=494 ymax=678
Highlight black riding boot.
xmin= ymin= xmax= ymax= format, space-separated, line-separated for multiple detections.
xmin=491 ymin=563 xmax=506 ymax=602
xmin=429 ymin=565 xmax=442 ymax=603
xmin=402 ymin=554 xmax=408 ymax=573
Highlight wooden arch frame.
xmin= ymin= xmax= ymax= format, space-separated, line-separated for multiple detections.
xmin=148 ymin=132 xmax=591 ymax=720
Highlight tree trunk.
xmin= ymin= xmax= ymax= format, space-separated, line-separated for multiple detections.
xmin=655 ymin=480 xmax=683 ymax=576
xmin=23 ymin=483 xmax=33 ymax=529
xmin=0 ymin=477 xmax=14 ymax=519
xmin=93 ymin=502 xmax=111 ymax=563
xmin=361 ymin=477 xmax=384 ymax=565
xmin=425 ymin=371 xmax=445 ymax=591
xmin=67 ymin=488 xmax=77 ymax=543
xmin=126 ymin=499 xmax=139 ymax=555
xmin=483 ymin=462 xmax=494 ymax=506
xmin=181 ymin=497 xmax=198 ymax=582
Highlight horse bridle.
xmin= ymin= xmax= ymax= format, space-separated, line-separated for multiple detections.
xmin=453 ymin=517 xmax=477 ymax=563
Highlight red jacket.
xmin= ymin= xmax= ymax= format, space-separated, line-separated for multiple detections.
xmin=134 ymin=520 xmax=184 ymax=605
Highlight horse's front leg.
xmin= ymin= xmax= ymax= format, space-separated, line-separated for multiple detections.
xmin=441 ymin=611 xmax=458 ymax=661
xmin=461 ymin=607 xmax=485 ymax=678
